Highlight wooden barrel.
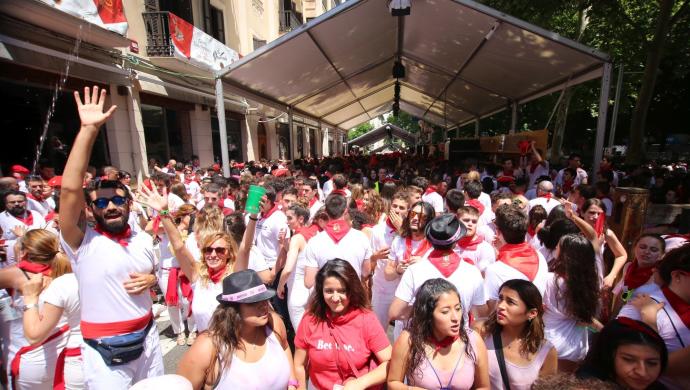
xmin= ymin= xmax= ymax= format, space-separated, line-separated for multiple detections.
xmin=609 ymin=187 xmax=649 ymax=252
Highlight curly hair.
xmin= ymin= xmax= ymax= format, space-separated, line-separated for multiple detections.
xmin=551 ymin=234 xmax=599 ymax=322
xmin=404 ymin=279 xmax=473 ymax=380
xmin=363 ymin=189 xmax=385 ymax=223
xmin=197 ymin=232 xmax=238 ymax=288
xmin=483 ymin=279 xmax=545 ymax=357
xmin=307 ymin=259 xmax=370 ymax=322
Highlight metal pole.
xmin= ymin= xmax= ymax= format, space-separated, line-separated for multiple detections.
xmin=592 ymin=63 xmax=613 ymax=179
xmin=608 ymin=64 xmax=624 ymax=148
xmin=214 ymin=77 xmax=231 ymax=177
xmin=510 ymin=102 xmax=518 ymax=134
xmin=475 ymin=118 xmax=480 ymax=138
xmin=287 ymin=108 xmax=295 ymax=162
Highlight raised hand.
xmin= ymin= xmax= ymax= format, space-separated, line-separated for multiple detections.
xmin=137 ymin=181 xmax=169 ymax=212
xmin=74 ymin=86 xmax=117 ymax=129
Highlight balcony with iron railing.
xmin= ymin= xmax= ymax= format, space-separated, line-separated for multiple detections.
xmin=279 ymin=10 xmax=303 ymax=33
xmin=142 ymin=11 xmax=175 ymax=57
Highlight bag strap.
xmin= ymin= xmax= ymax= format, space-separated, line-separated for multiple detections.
xmin=328 ymin=325 xmax=363 ymax=378
xmin=493 ymin=330 xmax=512 ymax=390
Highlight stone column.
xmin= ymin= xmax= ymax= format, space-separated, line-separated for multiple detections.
xmin=189 ymin=104 xmax=214 ymax=167
xmin=264 ymin=120 xmax=279 ymax=160
xmin=322 ymin=127 xmax=329 ymax=157
xmin=242 ymin=113 xmax=259 ymax=161
xmin=106 ymin=84 xmax=149 ymax=179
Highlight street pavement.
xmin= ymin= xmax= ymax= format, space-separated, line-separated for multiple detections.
xmin=154 ymin=306 xmax=190 ymax=374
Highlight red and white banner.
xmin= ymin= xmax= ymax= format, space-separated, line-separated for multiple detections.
xmin=41 ymin=0 xmax=128 ymax=35
xmin=168 ymin=13 xmax=239 ymax=72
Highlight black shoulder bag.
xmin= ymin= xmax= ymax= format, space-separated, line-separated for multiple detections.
xmin=493 ymin=330 xmax=512 ymax=390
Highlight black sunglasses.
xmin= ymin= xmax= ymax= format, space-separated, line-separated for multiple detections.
xmin=92 ymin=195 xmax=128 ymax=209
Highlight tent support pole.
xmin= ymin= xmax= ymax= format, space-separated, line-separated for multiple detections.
xmin=214 ymin=77 xmax=231 ymax=177
xmin=608 ymin=64 xmax=624 ymax=148
xmin=475 ymin=118 xmax=480 ymax=138
xmin=288 ymin=108 xmax=295 ymax=162
xmin=593 ymin=63 xmax=612 ymax=179
xmin=510 ymin=102 xmax=518 ymax=134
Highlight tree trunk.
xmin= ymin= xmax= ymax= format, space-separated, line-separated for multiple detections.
xmin=626 ymin=0 xmax=675 ymax=165
xmin=549 ymin=88 xmax=575 ymax=161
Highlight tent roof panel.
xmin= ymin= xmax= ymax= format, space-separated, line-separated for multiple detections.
xmin=293 ymin=82 xmax=355 ymax=118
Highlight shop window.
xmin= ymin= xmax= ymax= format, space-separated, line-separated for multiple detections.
xmin=211 ymin=114 xmax=242 ymax=162
xmin=296 ymin=126 xmax=304 ymax=158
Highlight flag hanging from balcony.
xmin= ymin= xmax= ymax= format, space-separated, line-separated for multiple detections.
xmin=41 ymin=0 xmax=128 ymax=35
xmin=168 ymin=12 xmax=239 ymax=71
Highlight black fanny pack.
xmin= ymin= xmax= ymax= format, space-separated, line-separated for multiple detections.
xmin=84 ymin=319 xmax=153 ymax=366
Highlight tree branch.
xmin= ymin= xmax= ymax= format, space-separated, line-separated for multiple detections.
xmin=670 ymin=0 xmax=689 ymax=25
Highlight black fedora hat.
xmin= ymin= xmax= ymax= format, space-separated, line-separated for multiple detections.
xmin=216 ymin=269 xmax=275 ymax=304
xmin=425 ymin=214 xmax=467 ymax=247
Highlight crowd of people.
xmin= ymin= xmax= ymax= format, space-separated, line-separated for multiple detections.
xmin=0 ymin=86 xmax=688 ymax=389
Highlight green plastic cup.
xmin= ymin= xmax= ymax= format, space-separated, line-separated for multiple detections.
xmin=245 ymin=185 xmax=267 ymax=214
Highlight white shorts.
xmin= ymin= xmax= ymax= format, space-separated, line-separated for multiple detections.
xmin=81 ymin=323 xmax=164 ymax=389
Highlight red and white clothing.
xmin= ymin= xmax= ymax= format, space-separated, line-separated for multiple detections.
xmin=527 ymin=161 xmax=549 ymax=189
xmin=157 ymin=234 xmax=196 ymax=336
xmin=0 ymin=210 xmax=46 ymax=241
xmin=191 ymin=278 xmax=222 ymax=332
xmin=483 ymin=245 xmax=549 ymax=301
xmin=60 ymin=226 xmax=163 ymax=388
xmin=254 ymin=205 xmax=289 ymax=267
xmin=422 ymin=188 xmax=444 ymax=214
xmin=183 ymin=180 xmax=201 ymax=203
xmin=287 ymin=225 xmax=320 ymax=330
xmin=303 ymin=226 xmax=372 ymax=278
xmin=599 ymin=197 xmax=613 ymax=217
xmin=395 ymin=252 xmax=486 ymax=325
xmin=663 ymin=234 xmax=689 ymax=252
xmin=456 ymin=235 xmax=496 ymax=273
xmin=612 ymin=261 xmax=656 ymax=296
xmin=307 ymin=197 xmax=324 ymax=222
xmin=295 ymin=309 xmax=389 ymax=390
xmin=27 ymin=196 xmax=52 ymax=217
xmin=618 ymin=284 xmax=690 ymax=390
xmin=555 ymin=167 xmax=588 ymax=188
xmin=370 ymin=219 xmax=399 ymax=327
xmin=527 ymin=195 xmax=560 ymax=215
xmin=543 ymin=276 xmax=589 ymax=362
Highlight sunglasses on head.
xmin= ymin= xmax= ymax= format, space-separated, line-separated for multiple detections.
xmin=92 ymin=195 xmax=128 ymax=209
xmin=204 ymin=246 xmax=227 ymax=255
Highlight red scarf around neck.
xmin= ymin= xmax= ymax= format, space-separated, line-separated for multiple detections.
xmin=94 ymin=224 xmax=132 ymax=247
xmin=14 ymin=212 xmax=34 ymax=227
xmin=261 ymin=204 xmax=279 ymax=220
xmin=465 ymin=199 xmax=485 ymax=215
xmin=563 ymin=179 xmax=574 ymax=194
xmin=424 ymin=185 xmax=438 ymax=195
xmin=539 ymin=192 xmax=552 ymax=200
xmin=527 ymin=225 xmax=536 ymax=238
xmin=309 ymin=196 xmax=318 ymax=208
xmin=354 ymin=198 xmax=364 ymax=211
xmin=324 ymin=219 xmax=350 ymax=244
xmin=623 ymin=261 xmax=654 ymax=290
xmin=26 ymin=193 xmax=43 ymax=202
xmin=662 ymin=286 xmax=690 ymax=328
xmin=17 ymin=260 xmax=51 ymax=276
xmin=594 ymin=212 xmax=606 ymax=237
xmin=404 ymin=236 xmax=431 ymax=261
xmin=385 ymin=217 xmax=397 ymax=232
xmin=428 ymin=335 xmax=458 ymax=352
xmin=297 ymin=224 xmax=321 ymax=242
xmin=457 ymin=234 xmax=483 ymax=251
xmin=497 ymin=242 xmax=539 ymax=281
xmin=331 ymin=189 xmax=347 ymax=196
xmin=428 ymin=249 xmax=463 ymax=277
xmin=208 ymin=265 xmax=228 ymax=284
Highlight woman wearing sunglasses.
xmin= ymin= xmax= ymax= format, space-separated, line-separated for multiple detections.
xmin=139 ymin=183 xmax=252 ymax=332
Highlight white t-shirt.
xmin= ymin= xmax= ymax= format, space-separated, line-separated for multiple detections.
xmin=663 ymin=234 xmax=689 ymax=252
xmin=527 ymin=196 xmax=561 ymax=215
xmin=308 ymin=199 xmax=324 ymax=222
xmin=0 ymin=211 xmax=46 ymax=240
xmin=370 ymin=221 xmax=398 ymax=294
xmin=322 ymin=179 xmax=333 ymax=198
xmin=457 ymin=241 xmax=496 ymax=273
xmin=384 ymin=235 xmax=428 ymax=295
xmin=478 ymin=223 xmax=496 ymax=246
xmin=60 ymin=226 xmax=155 ymax=326
xmin=422 ymin=191 xmax=445 ymax=214
xmin=543 ymin=275 xmax=589 ymax=362
xmin=395 ymin=256 xmax=486 ymax=324
xmin=254 ymin=208 xmax=289 ymax=267
xmin=168 ymin=193 xmax=185 ymax=212
xmin=249 ymin=246 xmax=270 ymax=273
xmin=478 ymin=192 xmax=492 ymax=213
xmin=184 ymin=181 xmax=202 ymax=203
xmin=27 ymin=197 xmax=52 ymax=217
xmin=41 ymin=273 xmax=82 ymax=349
xmin=483 ymin=251 xmax=549 ymax=301
xmin=527 ymin=162 xmax=549 ymax=189
xmin=304 ymin=229 xmax=372 ymax=277
xmin=555 ymin=167 xmax=588 ymax=187
xmin=191 ymin=279 xmax=222 ymax=332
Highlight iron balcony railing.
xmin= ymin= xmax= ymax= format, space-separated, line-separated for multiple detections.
xmin=279 ymin=10 xmax=302 ymax=32
xmin=142 ymin=11 xmax=175 ymax=57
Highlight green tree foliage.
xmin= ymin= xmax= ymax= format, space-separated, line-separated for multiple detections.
xmin=386 ymin=111 xmax=421 ymax=133
xmin=348 ymin=122 xmax=373 ymax=140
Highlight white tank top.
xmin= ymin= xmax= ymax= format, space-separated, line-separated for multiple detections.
xmin=191 ymin=279 xmax=222 ymax=332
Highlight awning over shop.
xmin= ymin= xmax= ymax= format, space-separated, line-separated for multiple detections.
xmin=348 ymin=123 xmax=417 ymax=148
xmin=217 ymin=0 xmax=610 ymax=132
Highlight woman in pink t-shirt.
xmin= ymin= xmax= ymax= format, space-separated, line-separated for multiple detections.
xmin=388 ymin=278 xmax=490 ymax=390
xmin=294 ymin=259 xmax=391 ymax=390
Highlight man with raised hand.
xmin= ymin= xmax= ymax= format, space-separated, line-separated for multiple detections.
xmin=60 ymin=86 xmax=162 ymax=388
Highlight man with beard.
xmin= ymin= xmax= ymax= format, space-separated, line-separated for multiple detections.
xmin=0 ymin=190 xmax=47 ymax=240
xmin=26 ymin=176 xmax=53 ymax=217
xmin=60 ymin=86 xmax=162 ymax=388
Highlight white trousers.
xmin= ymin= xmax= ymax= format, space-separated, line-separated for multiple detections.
xmin=158 ymin=268 xmax=196 ymax=335
xmin=82 ymin=323 xmax=164 ymax=389
xmin=12 ymin=331 xmax=76 ymax=390
xmin=287 ymin=276 xmax=311 ymax=330
xmin=371 ymin=289 xmax=394 ymax=331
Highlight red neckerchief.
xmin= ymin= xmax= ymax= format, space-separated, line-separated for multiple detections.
xmin=539 ymin=192 xmax=552 ymax=200
xmin=26 ymin=193 xmax=44 ymax=202
xmin=563 ymin=178 xmax=574 ymax=194
xmin=623 ymin=261 xmax=654 ymax=290
xmin=503 ymin=168 xmax=514 ymax=177
xmin=309 ymin=196 xmax=318 ymax=208
xmin=184 ymin=177 xmax=192 ymax=185
xmin=151 ymin=216 xmax=162 ymax=239
xmin=226 ymin=194 xmax=236 ymax=202
xmin=165 ymin=268 xmax=194 ymax=316
xmin=208 ymin=265 xmax=228 ymax=284
xmin=428 ymin=249 xmax=463 ymax=277
xmin=497 ymin=243 xmax=539 ymax=281
xmin=331 ymin=189 xmax=347 ymax=196
xmin=428 ymin=335 xmax=458 ymax=352
xmin=594 ymin=213 xmax=606 ymax=237
xmin=529 ymin=162 xmax=540 ymax=174
xmin=45 ymin=211 xmax=56 ymax=222
xmin=665 ymin=233 xmax=690 ymax=240
xmin=457 ymin=234 xmax=483 ymax=251
xmin=527 ymin=225 xmax=536 ymax=238
xmin=94 ymin=224 xmax=132 ymax=247
xmin=297 ymin=224 xmax=321 ymax=242
xmin=385 ymin=217 xmax=397 ymax=232
xmin=465 ymin=199 xmax=485 ymax=215
xmin=404 ymin=236 xmax=431 ymax=261
xmin=662 ymin=286 xmax=690 ymax=328
xmin=355 ymin=199 xmax=364 ymax=211
xmin=324 ymin=219 xmax=350 ymax=243
xmin=261 ymin=204 xmax=279 ymax=220
xmin=17 ymin=260 xmax=51 ymax=276
xmin=13 ymin=212 xmax=34 ymax=226
xmin=424 ymin=185 xmax=438 ymax=195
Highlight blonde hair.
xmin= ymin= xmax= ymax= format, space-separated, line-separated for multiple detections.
xmin=196 ymin=232 xmax=238 ymax=287
xmin=194 ymin=205 xmax=224 ymax=237
xmin=20 ymin=229 xmax=71 ymax=278
xmin=466 ymin=170 xmax=481 ymax=183
xmin=350 ymin=183 xmax=364 ymax=202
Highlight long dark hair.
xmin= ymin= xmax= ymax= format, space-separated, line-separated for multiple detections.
xmin=551 ymin=234 xmax=599 ymax=322
xmin=484 ymin=279 xmax=545 ymax=357
xmin=537 ymin=218 xmax=580 ymax=250
xmin=577 ymin=318 xmax=668 ymax=385
xmin=405 ymin=279 xmax=474 ymax=380
xmin=307 ymin=259 xmax=370 ymax=321
xmin=399 ymin=201 xmax=435 ymax=238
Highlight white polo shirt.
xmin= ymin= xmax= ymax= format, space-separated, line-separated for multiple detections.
xmin=60 ymin=226 xmax=155 ymax=326
xmin=483 ymin=251 xmax=549 ymax=301
xmin=303 ymin=228 xmax=372 ymax=277
xmin=395 ymin=255 xmax=486 ymax=324
xmin=254 ymin=207 xmax=289 ymax=268
xmin=422 ymin=191 xmax=445 ymax=214
xmin=0 ymin=210 xmax=46 ymax=240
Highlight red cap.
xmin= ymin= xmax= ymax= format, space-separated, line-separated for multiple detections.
xmin=212 ymin=163 xmax=221 ymax=172
xmin=272 ymin=168 xmax=289 ymax=177
xmin=11 ymin=165 xmax=30 ymax=175
xmin=497 ymin=175 xmax=515 ymax=184
xmin=47 ymin=176 xmax=62 ymax=188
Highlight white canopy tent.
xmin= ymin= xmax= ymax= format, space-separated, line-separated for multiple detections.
xmin=213 ymin=0 xmax=612 ymax=175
